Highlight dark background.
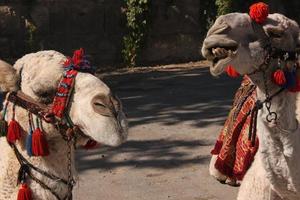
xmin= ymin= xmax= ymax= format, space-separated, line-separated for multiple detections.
xmin=0 ymin=0 xmax=299 ymax=67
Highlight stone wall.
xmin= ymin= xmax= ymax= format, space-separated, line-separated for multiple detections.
xmin=0 ymin=0 xmax=216 ymax=67
xmin=0 ymin=0 xmax=298 ymax=67
xmin=0 ymin=0 xmax=127 ymax=66
xmin=139 ymin=0 xmax=213 ymax=65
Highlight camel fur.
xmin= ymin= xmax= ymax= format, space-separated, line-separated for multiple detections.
xmin=202 ymin=12 xmax=300 ymax=200
xmin=0 ymin=50 xmax=128 ymax=200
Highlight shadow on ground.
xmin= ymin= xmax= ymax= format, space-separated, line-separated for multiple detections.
xmin=104 ymin=67 xmax=241 ymax=128
xmin=77 ymin=139 xmax=211 ymax=172
xmin=76 ymin=67 xmax=241 ymax=172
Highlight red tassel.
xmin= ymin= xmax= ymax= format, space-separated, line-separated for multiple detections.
xmin=225 ymin=65 xmax=240 ymax=78
xmin=272 ymin=69 xmax=286 ymax=86
xmin=64 ymin=57 xmax=72 ymax=66
xmin=82 ymin=140 xmax=100 ymax=150
xmin=32 ymin=128 xmax=49 ymax=156
xmin=17 ymin=183 xmax=32 ymax=200
xmin=7 ymin=119 xmax=22 ymax=144
xmin=72 ymin=48 xmax=84 ymax=66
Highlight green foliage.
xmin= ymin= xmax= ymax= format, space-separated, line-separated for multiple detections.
xmin=201 ymin=1 xmax=217 ymax=31
xmin=215 ymin=0 xmax=233 ymax=16
xmin=25 ymin=20 xmax=38 ymax=52
xmin=122 ymin=0 xmax=149 ymax=67
xmin=22 ymin=0 xmax=39 ymax=53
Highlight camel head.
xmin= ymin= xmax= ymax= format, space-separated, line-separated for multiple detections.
xmin=0 ymin=50 xmax=128 ymax=147
xmin=202 ymin=12 xmax=300 ymax=77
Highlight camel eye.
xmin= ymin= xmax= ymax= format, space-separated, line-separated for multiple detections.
xmin=269 ymin=32 xmax=282 ymax=38
xmin=35 ymin=90 xmax=54 ymax=98
xmin=39 ymin=91 xmax=51 ymax=98
xmin=266 ymin=28 xmax=284 ymax=39
xmin=94 ymin=102 xmax=106 ymax=108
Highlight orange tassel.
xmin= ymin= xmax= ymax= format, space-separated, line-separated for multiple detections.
xmin=7 ymin=119 xmax=21 ymax=144
xmin=32 ymin=128 xmax=49 ymax=156
xmin=272 ymin=69 xmax=286 ymax=86
xmin=225 ymin=65 xmax=240 ymax=78
xmin=17 ymin=183 xmax=32 ymax=200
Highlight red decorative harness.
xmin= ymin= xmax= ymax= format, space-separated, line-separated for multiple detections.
xmin=212 ymin=2 xmax=300 ymax=183
xmin=1 ymin=48 xmax=98 ymax=200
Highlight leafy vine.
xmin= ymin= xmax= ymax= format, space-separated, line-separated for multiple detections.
xmin=122 ymin=0 xmax=149 ymax=67
xmin=215 ymin=0 xmax=233 ymax=16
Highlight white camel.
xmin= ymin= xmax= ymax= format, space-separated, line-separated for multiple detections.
xmin=0 ymin=50 xmax=128 ymax=200
xmin=202 ymin=13 xmax=300 ymax=200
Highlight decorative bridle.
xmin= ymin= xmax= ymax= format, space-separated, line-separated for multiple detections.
xmin=226 ymin=2 xmax=300 ymax=147
xmin=0 ymin=49 xmax=103 ymax=200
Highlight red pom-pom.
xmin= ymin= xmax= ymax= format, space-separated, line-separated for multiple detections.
xmin=7 ymin=119 xmax=22 ymax=144
xmin=249 ymin=2 xmax=269 ymax=24
xmin=272 ymin=69 xmax=286 ymax=86
xmin=72 ymin=48 xmax=84 ymax=66
xmin=32 ymin=128 xmax=49 ymax=157
xmin=17 ymin=183 xmax=32 ymax=200
xmin=225 ymin=65 xmax=240 ymax=78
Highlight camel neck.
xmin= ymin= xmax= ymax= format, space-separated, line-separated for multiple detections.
xmin=249 ymin=70 xmax=298 ymax=132
xmin=256 ymin=87 xmax=297 ymax=134
xmin=255 ymin=86 xmax=300 ymax=196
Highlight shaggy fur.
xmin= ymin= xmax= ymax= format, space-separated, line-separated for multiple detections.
xmin=0 ymin=60 xmax=19 ymax=92
xmin=0 ymin=50 xmax=128 ymax=200
xmin=202 ymin=13 xmax=300 ymax=199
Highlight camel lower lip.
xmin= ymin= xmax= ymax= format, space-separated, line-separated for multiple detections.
xmin=212 ymin=56 xmax=230 ymax=66
xmin=209 ymin=55 xmax=233 ymax=76
xmin=213 ymin=57 xmax=226 ymax=65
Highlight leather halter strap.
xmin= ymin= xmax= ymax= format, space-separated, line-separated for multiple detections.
xmin=5 ymin=91 xmax=88 ymax=142
xmin=7 ymin=91 xmax=54 ymax=122
xmin=249 ymin=19 xmax=298 ymax=75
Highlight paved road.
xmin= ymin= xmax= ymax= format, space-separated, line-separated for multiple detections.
xmin=75 ymin=66 xmax=240 ymax=200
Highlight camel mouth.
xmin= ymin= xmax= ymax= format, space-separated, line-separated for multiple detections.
xmin=211 ymin=46 xmax=237 ymax=66
xmin=78 ymin=119 xmax=128 ymax=147
xmin=206 ymin=45 xmax=238 ymax=76
xmin=209 ymin=46 xmax=238 ymax=63
xmin=77 ymin=128 xmax=101 ymax=146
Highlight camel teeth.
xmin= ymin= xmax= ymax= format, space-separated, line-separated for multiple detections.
xmin=211 ymin=47 xmax=238 ymax=60
xmin=212 ymin=48 xmax=217 ymax=55
xmin=212 ymin=47 xmax=228 ymax=58
xmin=228 ymin=50 xmax=237 ymax=57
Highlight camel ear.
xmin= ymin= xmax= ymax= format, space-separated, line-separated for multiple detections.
xmin=0 ymin=60 xmax=19 ymax=92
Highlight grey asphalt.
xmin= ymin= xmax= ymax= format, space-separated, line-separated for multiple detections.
xmin=74 ymin=66 xmax=240 ymax=200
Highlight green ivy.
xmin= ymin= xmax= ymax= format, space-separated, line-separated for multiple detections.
xmin=22 ymin=0 xmax=39 ymax=53
xmin=215 ymin=0 xmax=233 ymax=16
xmin=122 ymin=0 xmax=149 ymax=67
xmin=25 ymin=20 xmax=38 ymax=52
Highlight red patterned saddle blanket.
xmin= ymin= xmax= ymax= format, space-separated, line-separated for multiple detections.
xmin=211 ymin=76 xmax=259 ymax=180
